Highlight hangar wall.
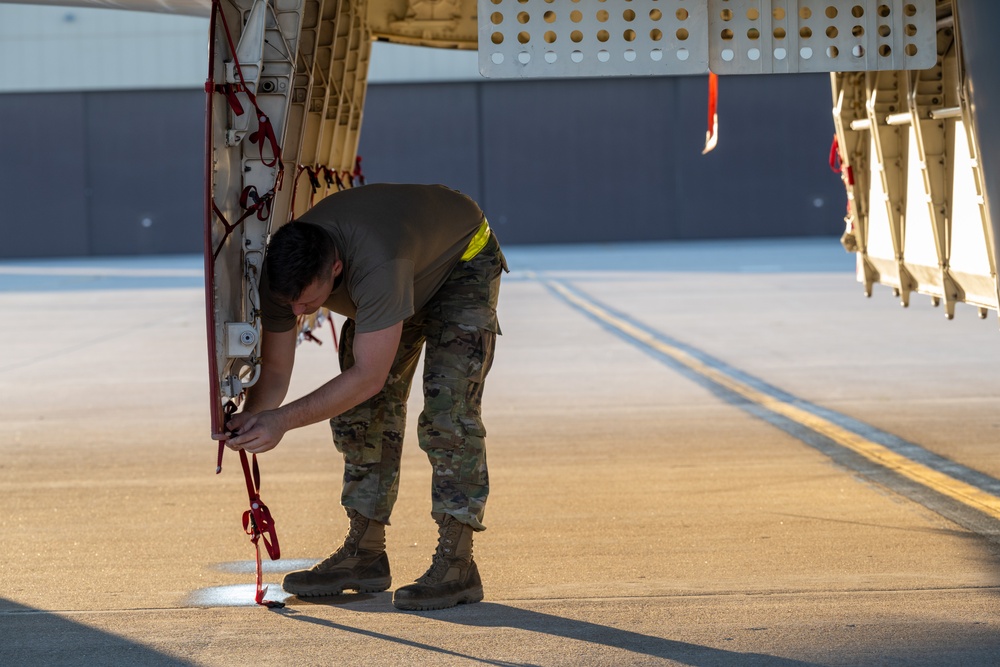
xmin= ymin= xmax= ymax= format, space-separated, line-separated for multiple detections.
xmin=361 ymin=74 xmax=843 ymax=245
xmin=0 ymin=73 xmax=843 ymax=259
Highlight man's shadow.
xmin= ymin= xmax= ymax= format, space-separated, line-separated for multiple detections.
xmin=275 ymin=595 xmax=821 ymax=667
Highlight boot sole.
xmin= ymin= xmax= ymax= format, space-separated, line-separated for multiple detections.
xmin=285 ymin=577 xmax=392 ymax=597
xmin=391 ymin=585 xmax=484 ymax=611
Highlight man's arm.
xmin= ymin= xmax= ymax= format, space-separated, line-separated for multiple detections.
xmin=226 ymin=321 xmax=402 ymax=454
xmin=225 ymin=327 xmax=296 ymax=433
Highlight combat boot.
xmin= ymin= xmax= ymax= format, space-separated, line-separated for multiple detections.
xmin=392 ymin=513 xmax=484 ymax=611
xmin=282 ymin=508 xmax=391 ymax=596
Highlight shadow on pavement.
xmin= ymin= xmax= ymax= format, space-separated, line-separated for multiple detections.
xmin=279 ymin=598 xmax=822 ymax=666
xmin=0 ymin=598 xmax=194 ymax=666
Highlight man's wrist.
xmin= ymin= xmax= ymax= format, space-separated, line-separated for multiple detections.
xmin=272 ymin=405 xmax=295 ymax=433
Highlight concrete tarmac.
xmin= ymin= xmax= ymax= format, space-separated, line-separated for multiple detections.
xmin=1 ymin=238 xmax=999 ymax=666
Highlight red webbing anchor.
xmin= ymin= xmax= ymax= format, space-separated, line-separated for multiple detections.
xmin=350 ymin=156 xmax=366 ymax=187
xmin=304 ymin=166 xmax=322 ymax=206
xmin=321 ymin=166 xmax=336 ymax=190
xmin=217 ymin=401 xmax=284 ymax=608
xmin=323 ymin=166 xmax=346 ymax=191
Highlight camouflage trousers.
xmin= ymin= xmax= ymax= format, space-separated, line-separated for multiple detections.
xmin=331 ymin=233 xmax=507 ymax=532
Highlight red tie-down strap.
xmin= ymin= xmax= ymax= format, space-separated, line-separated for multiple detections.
xmin=210 ymin=185 xmax=275 ymax=259
xmin=305 ymin=166 xmax=322 ymax=206
xmin=247 ymin=104 xmax=281 ymax=168
xmin=217 ymin=402 xmax=284 ymax=608
xmin=321 ymin=166 xmax=336 ymax=190
xmin=209 ymin=79 xmax=280 ymax=168
xmin=305 ymin=166 xmax=321 ymax=194
xmin=322 ymin=166 xmax=347 ymax=191
xmin=829 ymin=134 xmax=855 ymax=186
xmin=351 ymin=156 xmax=366 ymax=187
xmin=702 ymin=73 xmax=719 ymax=155
xmin=240 ymin=449 xmax=283 ymax=607
xmin=207 ymin=82 xmax=245 ymax=117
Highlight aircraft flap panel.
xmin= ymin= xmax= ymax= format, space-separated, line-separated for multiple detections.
xmin=478 ymin=0 xmax=710 ymax=78
xmin=707 ymin=0 xmax=937 ymax=74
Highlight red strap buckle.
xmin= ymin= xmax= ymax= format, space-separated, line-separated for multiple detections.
xmin=242 ymin=496 xmax=280 ymax=560
xmin=239 ymin=185 xmax=274 ymax=222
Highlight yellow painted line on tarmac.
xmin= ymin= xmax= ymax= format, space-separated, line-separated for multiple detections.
xmin=549 ymin=281 xmax=1000 ymax=522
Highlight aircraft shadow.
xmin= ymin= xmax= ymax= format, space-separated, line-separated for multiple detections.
xmin=0 ymin=598 xmax=194 ymax=666
xmin=278 ymin=596 xmax=822 ymax=666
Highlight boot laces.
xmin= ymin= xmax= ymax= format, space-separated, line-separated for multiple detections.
xmin=417 ymin=552 xmax=453 ymax=584
xmin=314 ymin=514 xmax=368 ymax=569
xmin=417 ymin=521 xmax=463 ymax=584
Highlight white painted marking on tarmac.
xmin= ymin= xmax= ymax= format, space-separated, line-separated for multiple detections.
xmin=187 ymin=584 xmax=294 ymax=607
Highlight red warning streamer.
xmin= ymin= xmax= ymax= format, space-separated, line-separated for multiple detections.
xmin=703 ymin=72 xmax=719 ymax=155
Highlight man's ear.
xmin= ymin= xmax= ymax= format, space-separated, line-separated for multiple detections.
xmin=331 ymin=258 xmax=344 ymax=279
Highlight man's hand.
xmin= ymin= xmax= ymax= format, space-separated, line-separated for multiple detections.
xmin=225 ymin=410 xmax=288 ymax=454
xmin=225 ymin=410 xmax=255 ymax=436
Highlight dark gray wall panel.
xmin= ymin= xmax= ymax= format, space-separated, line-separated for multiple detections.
xmin=0 ymin=93 xmax=89 ymax=258
xmin=360 ymin=74 xmax=844 ymax=246
xmin=85 ymin=90 xmax=204 ymax=256
xmin=358 ymin=83 xmax=482 ymax=202
xmin=479 ymin=77 xmax=685 ymax=244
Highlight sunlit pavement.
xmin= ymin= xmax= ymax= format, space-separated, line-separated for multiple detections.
xmin=2 ymin=238 xmax=999 ymax=666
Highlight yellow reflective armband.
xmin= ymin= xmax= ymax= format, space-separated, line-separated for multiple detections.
xmin=460 ymin=218 xmax=491 ymax=262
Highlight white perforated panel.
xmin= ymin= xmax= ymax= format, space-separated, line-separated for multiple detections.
xmin=479 ymin=0 xmax=937 ymax=78
xmin=708 ymin=0 xmax=937 ymax=73
xmin=478 ymin=0 xmax=710 ymax=78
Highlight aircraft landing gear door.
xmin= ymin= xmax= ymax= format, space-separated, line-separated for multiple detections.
xmin=204 ymin=0 xmax=305 ymax=438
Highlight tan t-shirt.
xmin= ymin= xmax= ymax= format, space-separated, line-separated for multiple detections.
xmin=260 ymin=183 xmax=484 ymax=333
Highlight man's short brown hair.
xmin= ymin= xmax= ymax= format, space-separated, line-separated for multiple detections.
xmin=264 ymin=221 xmax=337 ymax=302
